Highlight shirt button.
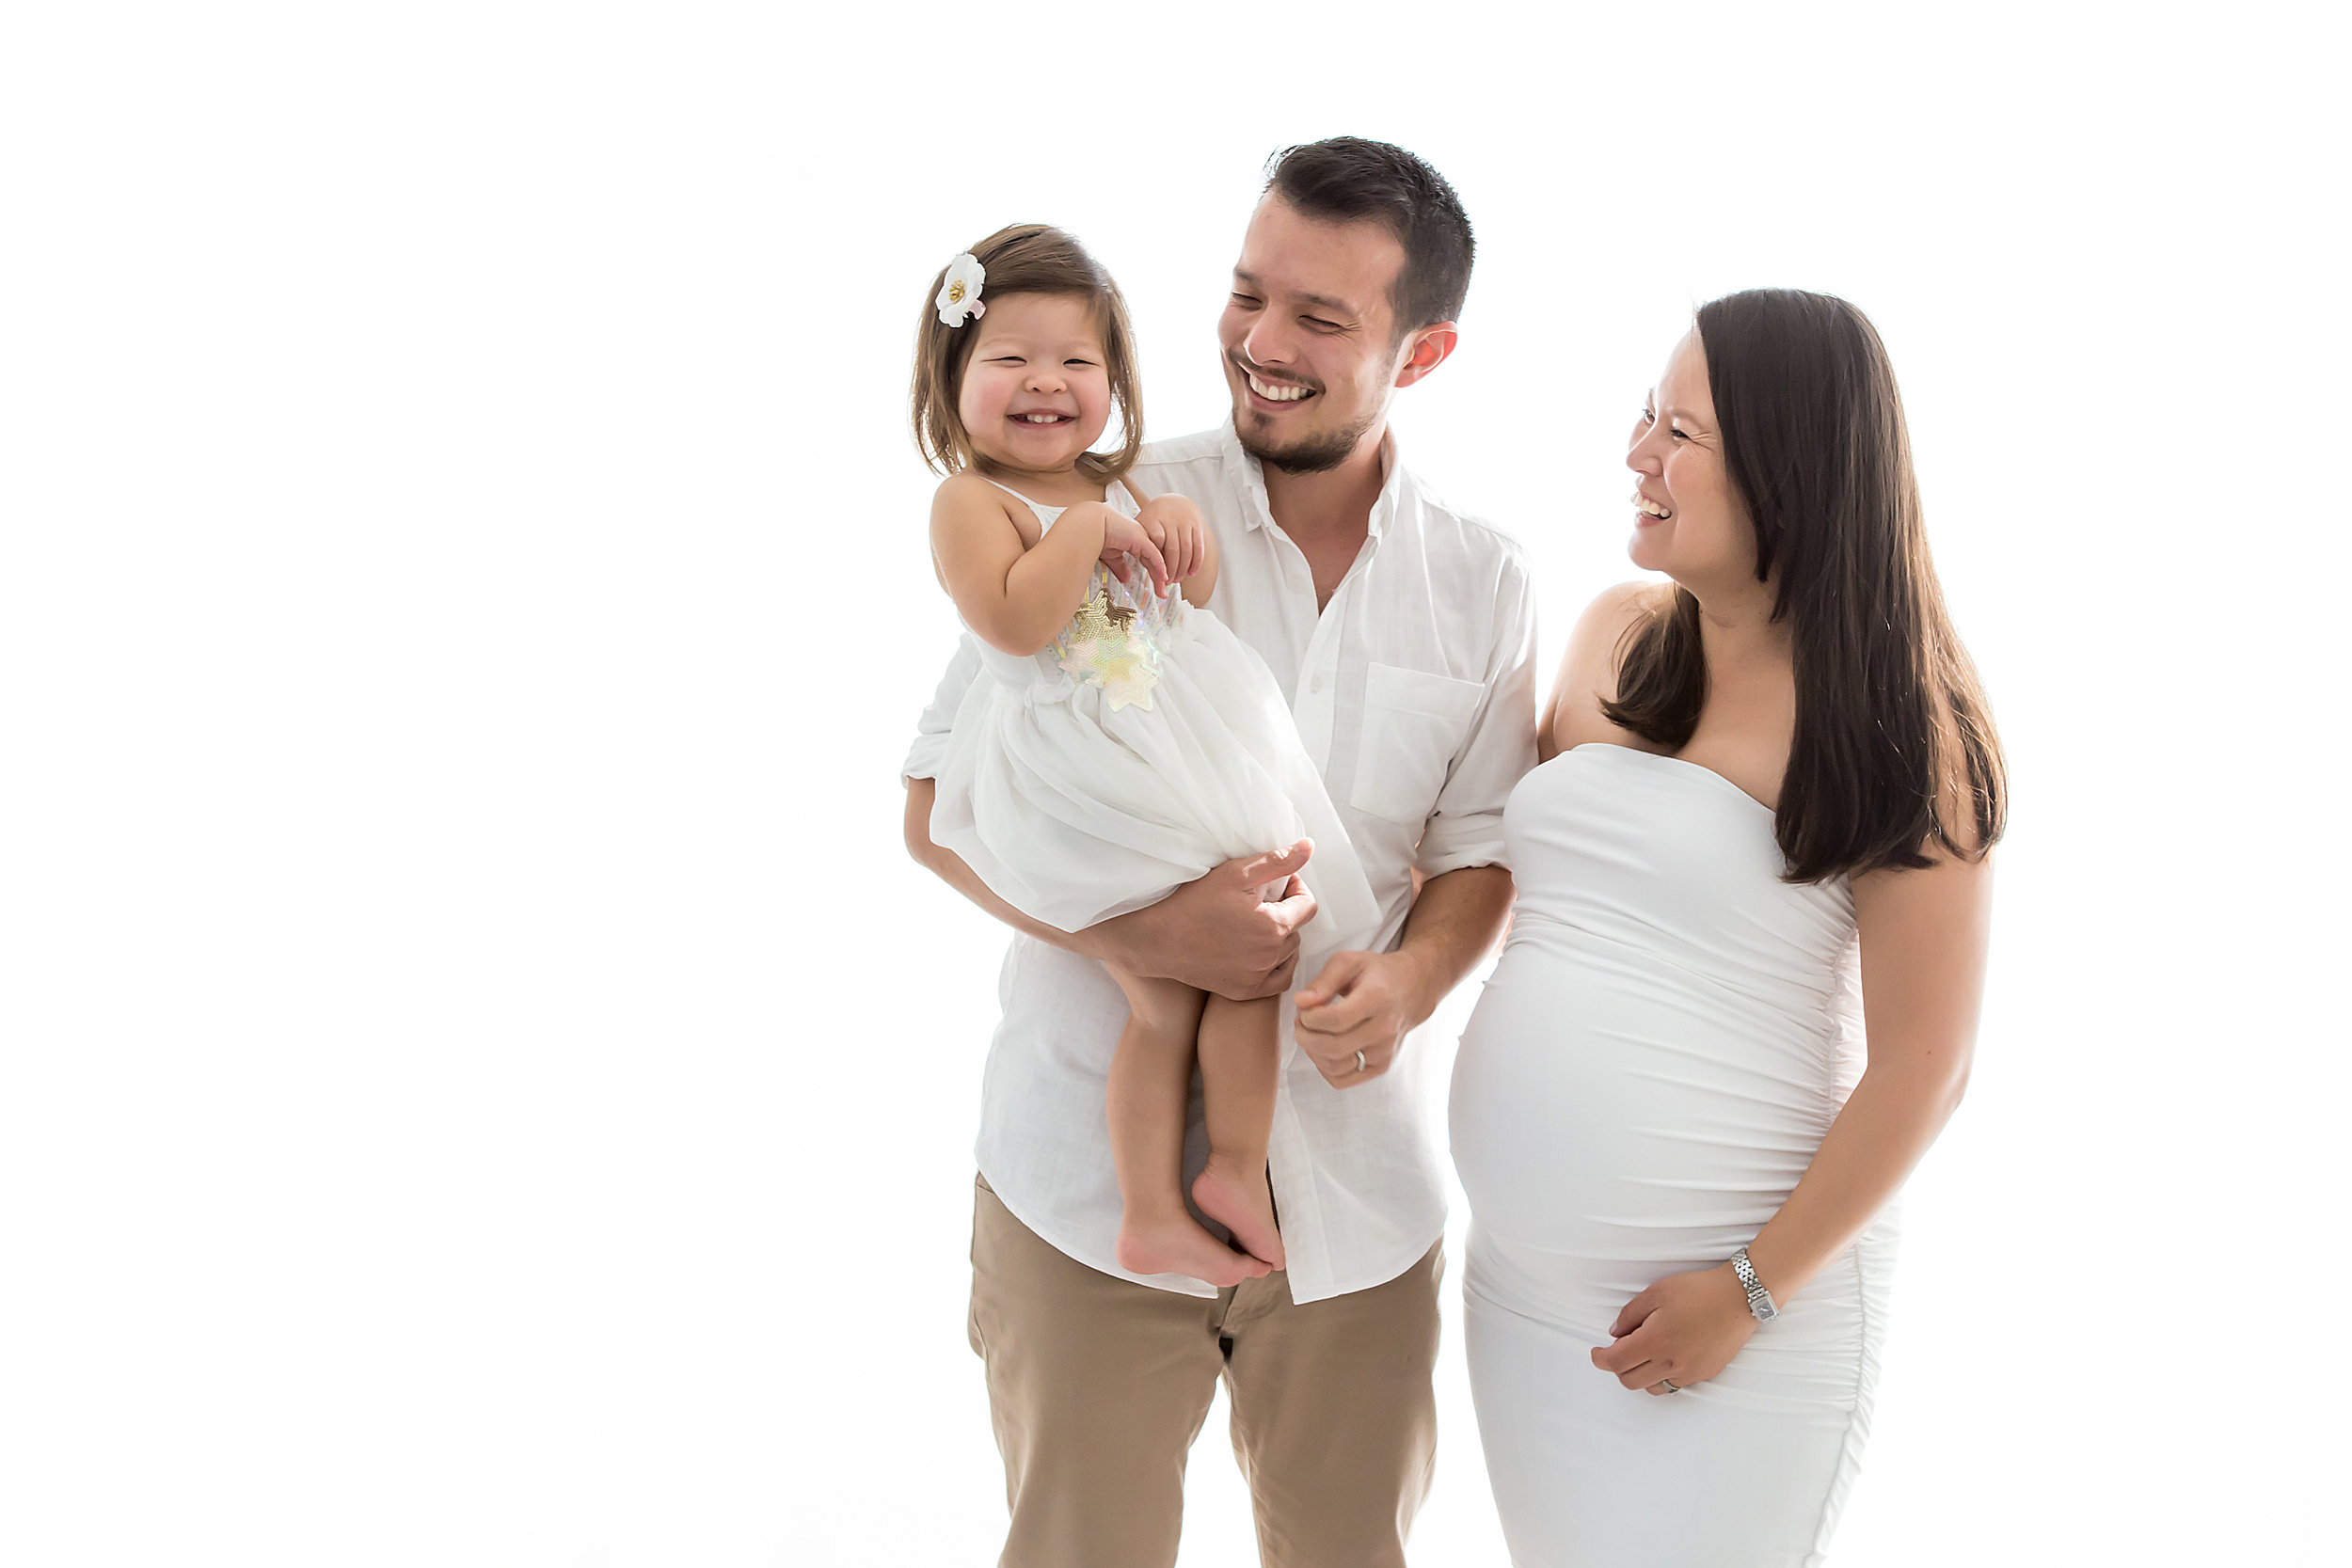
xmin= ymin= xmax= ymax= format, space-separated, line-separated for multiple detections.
xmin=1310 ymin=675 xmax=1325 ymax=693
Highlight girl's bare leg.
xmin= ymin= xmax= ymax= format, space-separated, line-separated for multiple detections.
xmin=1104 ymin=966 xmax=1271 ymax=1287
xmin=1189 ymin=992 xmax=1286 ymax=1270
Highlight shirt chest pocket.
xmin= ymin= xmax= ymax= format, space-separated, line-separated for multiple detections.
xmin=1349 ymin=662 xmax=1486 ymax=825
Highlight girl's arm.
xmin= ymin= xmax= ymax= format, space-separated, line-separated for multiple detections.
xmin=930 ymin=474 xmax=1168 ymax=657
xmin=1138 ymin=493 xmax=1220 ymax=608
xmin=1120 ymin=477 xmax=1220 ymax=609
xmin=1591 ymin=805 xmax=1992 ymax=1394
xmin=904 ymin=774 xmax=1319 ymax=997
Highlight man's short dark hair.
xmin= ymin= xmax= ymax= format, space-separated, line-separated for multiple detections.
xmin=1264 ymin=137 xmax=1474 ymax=340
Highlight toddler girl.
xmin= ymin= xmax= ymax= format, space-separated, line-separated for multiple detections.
xmin=914 ymin=224 xmax=1377 ymax=1287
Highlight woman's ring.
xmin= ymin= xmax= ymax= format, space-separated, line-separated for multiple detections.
xmin=1658 ymin=1379 xmax=1680 ymax=1393
xmin=1355 ymin=1050 xmax=1368 ymax=1073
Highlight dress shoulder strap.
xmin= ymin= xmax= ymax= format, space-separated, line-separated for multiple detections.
xmin=977 ymin=475 xmax=1061 ymax=528
xmin=977 ymin=474 xmax=1136 ymax=530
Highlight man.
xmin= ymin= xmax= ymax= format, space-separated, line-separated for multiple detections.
xmin=902 ymin=137 xmax=1537 ymax=1568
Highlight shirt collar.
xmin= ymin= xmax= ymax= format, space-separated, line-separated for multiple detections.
xmin=1219 ymin=420 xmax=1406 ymax=540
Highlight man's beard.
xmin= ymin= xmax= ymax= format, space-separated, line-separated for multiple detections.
xmin=1234 ymin=399 xmax=1381 ymax=476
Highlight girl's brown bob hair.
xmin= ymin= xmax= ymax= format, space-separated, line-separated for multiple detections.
xmin=1601 ymin=288 xmax=2007 ymax=883
xmin=910 ymin=224 xmax=1143 ymax=483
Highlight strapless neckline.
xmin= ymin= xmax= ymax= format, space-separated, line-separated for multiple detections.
xmin=1564 ymin=741 xmax=1774 ymax=815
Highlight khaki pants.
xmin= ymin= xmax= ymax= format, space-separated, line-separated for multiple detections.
xmin=969 ymin=1175 xmax=1441 ymax=1568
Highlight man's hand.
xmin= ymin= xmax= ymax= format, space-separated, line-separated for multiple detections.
xmin=1292 ymin=947 xmax=1439 ymax=1088
xmin=1083 ymin=841 xmax=1317 ymax=1000
xmin=1292 ymin=864 xmax=1512 ymax=1091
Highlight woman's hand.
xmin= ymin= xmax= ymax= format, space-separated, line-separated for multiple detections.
xmin=1091 ymin=505 xmax=1170 ymax=594
xmin=1135 ymin=493 xmax=1209 ymax=583
xmin=1589 ymin=1263 xmax=1759 ymax=1395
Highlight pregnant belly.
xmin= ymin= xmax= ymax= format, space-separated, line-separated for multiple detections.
xmin=1450 ymin=941 xmax=1844 ymax=1260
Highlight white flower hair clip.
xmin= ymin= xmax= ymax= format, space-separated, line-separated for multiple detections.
xmin=936 ymin=253 xmax=987 ymax=327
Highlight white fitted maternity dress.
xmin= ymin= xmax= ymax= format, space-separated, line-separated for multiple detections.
xmin=1451 ymin=743 xmax=1897 ymax=1568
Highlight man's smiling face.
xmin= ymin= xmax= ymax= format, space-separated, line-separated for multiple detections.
xmin=1217 ymin=196 xmax=1412 ymax=475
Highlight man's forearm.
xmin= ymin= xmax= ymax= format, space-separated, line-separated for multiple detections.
xmin=1394 ymin=863 xmax=1515 ymax=1022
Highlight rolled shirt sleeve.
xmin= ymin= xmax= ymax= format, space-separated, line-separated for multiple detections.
xmin=1414 ymin=549 xmax=1538 ymax=879
xmin=902 ymin=633 xmax=981 ymax=782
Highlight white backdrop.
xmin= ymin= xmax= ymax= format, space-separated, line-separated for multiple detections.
xmin=5 ymin=4 xmax=2345 ymax=1564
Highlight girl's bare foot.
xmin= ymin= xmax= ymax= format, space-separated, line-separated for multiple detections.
xmin=1116 ymin=1212 xmax=1272 ymax=1287
xmin=1193 ymin=1156 xmax=1285 ymax=1271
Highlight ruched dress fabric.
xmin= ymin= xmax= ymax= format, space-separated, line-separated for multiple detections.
xmin=929 ymin=482 xmax=1378 ymax=974
xmin=1450 ymin=744 xmax=1896 ymax=1568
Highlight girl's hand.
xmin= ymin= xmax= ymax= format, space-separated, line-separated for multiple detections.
xmin=1095 ymin=506 xmax=1171 ymax=594
xmin=1588 ymin=1263 xmax=1760 ymax=1395
xmin=1135 ymin=493 xmax=1209 ymax=584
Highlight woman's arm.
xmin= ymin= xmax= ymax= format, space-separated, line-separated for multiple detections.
xmin=1591 ymin=843 xmax=1993 ymax=1394
xmin=1744 ymin=849 xmax=1990 ymax=1297
xmin=930 ymin=475 xmax=1169 ymax=656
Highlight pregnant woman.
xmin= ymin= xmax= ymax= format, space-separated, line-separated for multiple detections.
xmin=1452 ymin=289 xmax=2006 ymax=1566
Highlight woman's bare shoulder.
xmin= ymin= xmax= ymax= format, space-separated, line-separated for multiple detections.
xmin=1924 ymin=692 xmax=1994 ymax=862
xmin=1851 ymin=695 xmax=1999 ymax=920
xmin=1579 ymin=579 xmax=1669 ymax=647
xmin=1542 ymin=580 xmax=1672 ymax=757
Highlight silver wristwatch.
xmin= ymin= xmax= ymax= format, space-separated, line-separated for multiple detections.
xmin=1730 ymin=1246 xmax=1778 ymax=1323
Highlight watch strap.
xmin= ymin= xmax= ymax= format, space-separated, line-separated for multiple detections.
xmin=1731 ymin=1245 xmax=1778 ymax=1323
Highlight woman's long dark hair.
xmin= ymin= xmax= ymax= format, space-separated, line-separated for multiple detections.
xmin=1601 ymin=289 xmax=2006 ymax=881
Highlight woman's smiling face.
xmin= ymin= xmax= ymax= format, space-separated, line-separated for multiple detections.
xmin=955 ymin=292 xmax=1113 ymax=476
xmin=1625 ymin=327 xmax=1756 ymax=592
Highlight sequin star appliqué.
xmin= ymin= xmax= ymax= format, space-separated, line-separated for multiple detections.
xmin=1053 ymin=588 xmax=1162 ymax=711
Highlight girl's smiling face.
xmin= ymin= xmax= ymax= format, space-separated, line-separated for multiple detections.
xmin=1624 ymin=327 xmax=1757 ymax=593
xmin=956 ymin=292 xmax=1114 ymax=476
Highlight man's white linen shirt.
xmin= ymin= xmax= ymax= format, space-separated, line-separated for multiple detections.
xmin=903 ymin=423 xmax=1538 ymax=1304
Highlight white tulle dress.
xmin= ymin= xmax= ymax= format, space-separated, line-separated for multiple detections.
xmin=929 ymin=480 xmax=1378 ymax=971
